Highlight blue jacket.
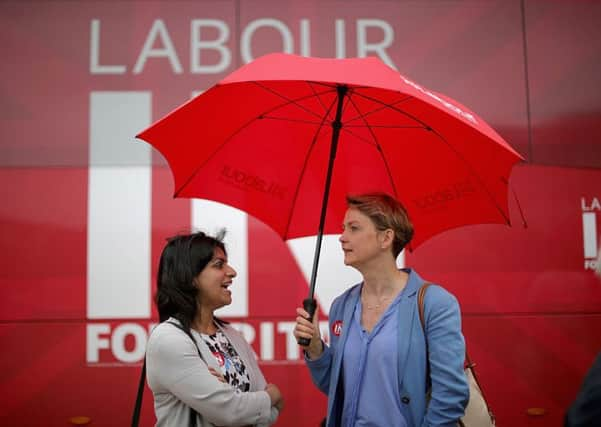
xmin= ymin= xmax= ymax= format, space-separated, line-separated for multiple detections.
xmin=306 ymin=269 xmax=469 ymax=427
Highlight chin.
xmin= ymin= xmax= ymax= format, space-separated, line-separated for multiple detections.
xmin=344 ymin=259 xmax=358 ymax=268
xmin=215 ymin=298 xmax=232 ymax=310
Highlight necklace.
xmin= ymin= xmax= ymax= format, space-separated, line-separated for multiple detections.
xmin=362 ymin=295 xmax=391 ymax=310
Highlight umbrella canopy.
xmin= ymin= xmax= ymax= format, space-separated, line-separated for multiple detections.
xmin=137 ymin=53 xmax=521 ymax=251
xmin=137 ymin=52 xmax=522 ymax=319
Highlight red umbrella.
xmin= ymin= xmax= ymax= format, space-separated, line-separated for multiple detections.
xmin=137 ymin=53 xmax=523 ymax=334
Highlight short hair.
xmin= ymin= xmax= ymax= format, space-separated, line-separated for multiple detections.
xmin=155 ymin=230 xmax=226 ymax=330
xmin=346 ymin=193 xmax=414 ymax=258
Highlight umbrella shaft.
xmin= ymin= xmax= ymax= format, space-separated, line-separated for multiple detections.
xmin=308 ymin=85 xmax=348 ymax=299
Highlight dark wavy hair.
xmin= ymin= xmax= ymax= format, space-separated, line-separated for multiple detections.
xmin=155 ymin=230 xmax=226 ymax=331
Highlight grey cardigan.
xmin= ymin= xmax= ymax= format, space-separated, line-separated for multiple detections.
xmin=146 ymin=318 xmax=279 ymax=427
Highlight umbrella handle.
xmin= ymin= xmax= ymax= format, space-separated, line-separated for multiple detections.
xmin=297 ymin=298 xmax=317 ymax=346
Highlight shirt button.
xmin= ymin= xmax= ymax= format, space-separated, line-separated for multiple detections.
xmin=401 ymin=396 xmax=410 ymax=404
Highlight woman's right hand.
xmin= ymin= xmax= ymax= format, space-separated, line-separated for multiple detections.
xmin=265 ymin=383 xmax=284 ymax=411
xmin=293 ymin=307 xmax=323 ymax=359
xmin=208 ymin=367 xmax=226 ymax=383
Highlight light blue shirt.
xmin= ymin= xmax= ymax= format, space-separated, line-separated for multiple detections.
xmin=305 ymin=269 xmax=468 ymax=427
xmin=341 ymin=286 xmax=409 ymax=427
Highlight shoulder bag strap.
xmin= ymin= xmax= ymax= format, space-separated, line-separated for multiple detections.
xmin=418 ymin=283 xmax=495 ymax=426
xmin=131 ymin=321 xmax=206 ymax=427
xmin=166 ymin=320 xmax=206 ymax=362
xmin=418 ymin=283 xmax=432 ymax=382
xmin=417 ymin=283 xmax=431 ymax=335
xmin=130 ymin=359 xmax=147 ymax=427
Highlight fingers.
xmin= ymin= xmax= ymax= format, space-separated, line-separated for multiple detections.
xmin=275 ymin=395 xmax=285 ymax=411
xmin=295 ymin=307 xmax=319 ymax=326
xmin=294 ymin=312 xmax=315 ymax=340
xmin=296 ymin=307 xmax=310 ymax=319
xmin=296 ymin=306 xmax=318 ymax=323
xmin=293 ymin=306 xmax=322 ymax=350
xmin=269 ymin=384 xmax=284 ymax=411
xmin=208 ymin=367 xmax=226 ymax=383
xmin=265 ymin=383 xmax=283 ymax=408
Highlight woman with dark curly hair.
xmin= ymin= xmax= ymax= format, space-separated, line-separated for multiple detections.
xmin=146 ymin=230 xmax=283 ymax=427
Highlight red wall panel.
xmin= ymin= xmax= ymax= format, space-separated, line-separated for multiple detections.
xmin=0 ymin=1 xmax=600 ymax=426
xmin=526 ymin=0 xmax=601 ymax=168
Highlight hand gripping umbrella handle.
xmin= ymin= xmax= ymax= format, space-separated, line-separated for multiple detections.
xmin=297 ymin=298 xmax=317 ymax=346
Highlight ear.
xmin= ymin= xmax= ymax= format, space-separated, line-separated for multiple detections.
xmin=379 ymin=229 xmax=394 ymax=250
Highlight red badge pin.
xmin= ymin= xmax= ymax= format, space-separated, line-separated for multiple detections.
xmin=213 ymin=352 xmax=225 ymax=366
xmin=332 ymin=320 xmax=343 ymax=336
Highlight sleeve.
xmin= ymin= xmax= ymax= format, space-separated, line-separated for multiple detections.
xmin=147 ymin=329 xmax=272 ymax=426
xmin=305 ymin=293 xmax=344 ymax=395
xmin=229 ymin=328 xmax=280 ymax=427
xmin=306 ymin=340 xmax=334 ymax=394
xmin=422 ymin=287 xmax=469 ymax=427
xmin=254 ymin=407 xmax=279 ymax=427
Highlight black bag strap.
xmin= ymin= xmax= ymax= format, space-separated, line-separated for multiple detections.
xmin=130 ymin=358 xmax=146 ymax=427
xmin=166 ymin=320 xmax=206 ymax=363
xmin=130 ymin=321 xmax=207 ymax=427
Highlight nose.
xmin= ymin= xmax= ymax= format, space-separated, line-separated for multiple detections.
xmin=226 ymin=264 xmax=237 ymax=278
xmin=339 ymin=232 xmax=347 ymax=243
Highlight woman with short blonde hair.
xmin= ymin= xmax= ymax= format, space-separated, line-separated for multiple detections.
xmin=295 ymin=192 xmax=468 ymax=427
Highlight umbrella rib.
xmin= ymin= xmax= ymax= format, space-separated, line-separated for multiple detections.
xmin=174 ymin=86 xmax=336 ymax=197
xmin=343 ymin=95 xmax=414 ymax=125
xmin=352 ymin=92 xmax=511 ymax=224
xmin=344 ymin=124 xmax=425 ymax=129
xmin=307 ymin=82 xmax=335 ymax=122
xmin=434 ymin=131 xmax=512 ymax=224
xmin=338 ymin=126 xmax=377 ymax=147
xmin=253 ymin=82 xmax=335 ymax=121
xmin=351 ymin=91 xmax=432 ymax=129
xmin=345 ymin=93 xmax=399 ymax=198
xmin=347 ymin=92 xmax=511 ymax=224
xmin=174 ymin=114 xmax=266 ymax=197
xmin=261 ymin=115 xmax=325 ymax=126
xmin=282 ymin=95 xmax=338 ymax=239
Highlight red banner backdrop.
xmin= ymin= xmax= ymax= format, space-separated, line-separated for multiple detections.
xmin=1 ymin=1 xmax=600 ymax=426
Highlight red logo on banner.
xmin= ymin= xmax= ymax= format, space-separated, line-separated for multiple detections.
xmin=332 ymin=320 xmax=343 ymax=336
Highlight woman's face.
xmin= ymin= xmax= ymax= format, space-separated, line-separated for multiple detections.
xmin=195 ymin=247 xmax=237 ymax=311
xmin=339 ymin=207 xmax=386 ymax=269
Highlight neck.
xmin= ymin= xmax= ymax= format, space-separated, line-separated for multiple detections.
xmin=192 ymin=307 xmax=216 ymax=334
xmin=361 ymin=264 xmax=406 ymax=297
